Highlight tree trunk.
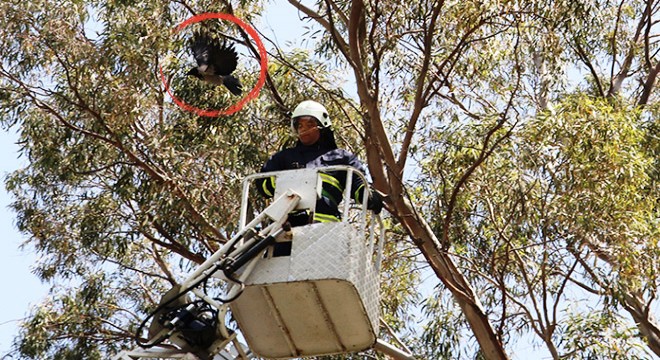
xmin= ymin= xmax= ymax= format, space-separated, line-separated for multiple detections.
xmin=393 ymin=195 xmax=509 ymax=360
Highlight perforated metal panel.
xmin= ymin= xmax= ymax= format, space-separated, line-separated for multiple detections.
xmin=231 ymin=222 xmax=380 ymax=359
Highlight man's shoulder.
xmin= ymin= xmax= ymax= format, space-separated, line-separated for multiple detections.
xmin=263 ymin=146 xmax=296 ymax=171
xmin=326 ymin=148 xmax=365 ymax=171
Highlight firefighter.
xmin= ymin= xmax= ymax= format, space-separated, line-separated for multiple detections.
xmin=257 ymin=100 xmax=383 ymax=226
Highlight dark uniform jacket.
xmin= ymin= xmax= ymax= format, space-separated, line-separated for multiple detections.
xmin=256 ymin=142 xmax=368 ymax=224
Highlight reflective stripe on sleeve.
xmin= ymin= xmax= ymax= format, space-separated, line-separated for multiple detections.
xmin=319 ymin=173 xmax=342 ymax=192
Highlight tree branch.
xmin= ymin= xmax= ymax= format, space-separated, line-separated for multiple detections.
xmin=397 ymin=3 xmax=443 ymax=173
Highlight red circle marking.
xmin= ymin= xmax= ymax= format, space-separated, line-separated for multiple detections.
xmin=159 ymin=13 xmax=268 ymax=117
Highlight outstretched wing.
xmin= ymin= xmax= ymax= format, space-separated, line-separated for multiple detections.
xmin=209 ymin=41 xmax=238 ymax=76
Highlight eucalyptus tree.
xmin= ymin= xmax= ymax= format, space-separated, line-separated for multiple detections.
xmin=1 ymin=0 xmax=659 ymax=359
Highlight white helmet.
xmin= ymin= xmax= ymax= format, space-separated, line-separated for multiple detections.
xmin=291 ymin=100 xmax=332 ymax=129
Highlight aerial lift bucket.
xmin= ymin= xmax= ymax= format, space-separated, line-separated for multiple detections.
xmin=231 ymin=167 xmax=382 ymax=359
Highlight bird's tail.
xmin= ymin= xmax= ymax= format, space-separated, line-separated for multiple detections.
xmin=223 ymin=75 xmax=243 ymax=96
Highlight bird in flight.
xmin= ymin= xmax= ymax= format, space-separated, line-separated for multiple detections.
xmin=187 ymin=33 xmax=243 ymax=96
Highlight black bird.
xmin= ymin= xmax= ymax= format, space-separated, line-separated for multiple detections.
xmin=187 ymin=33 xmax=243 ymax=96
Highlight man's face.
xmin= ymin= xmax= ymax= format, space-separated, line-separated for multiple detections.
xmin=295 ymin=117 xmax=321 ymax=146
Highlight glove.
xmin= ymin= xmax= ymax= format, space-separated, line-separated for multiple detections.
xmin=367 ymin=190 xmax=383 ymax=214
